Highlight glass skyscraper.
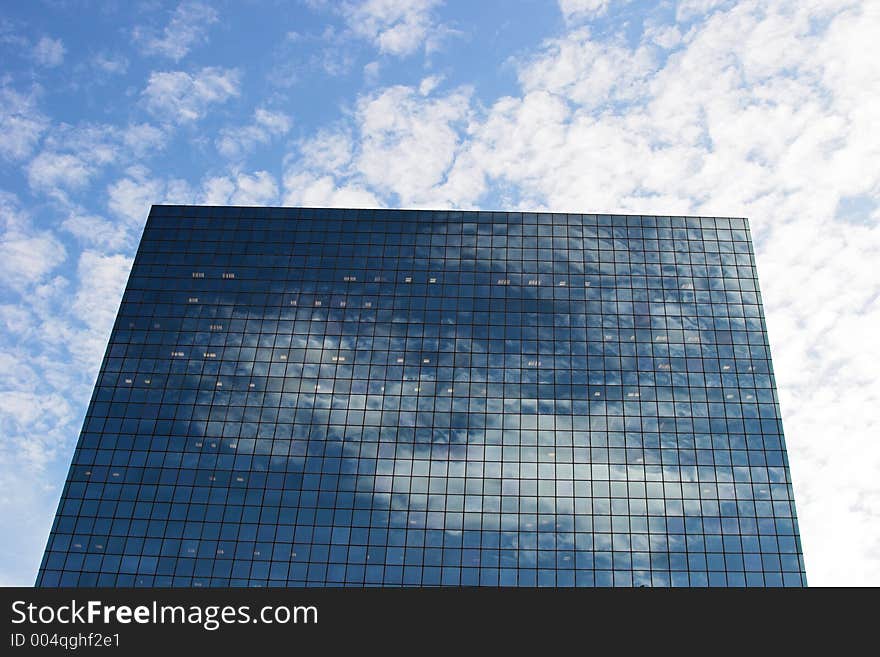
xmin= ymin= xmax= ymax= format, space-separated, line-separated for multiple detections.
xmin=37 ymin=206 xmax=806 ymax=587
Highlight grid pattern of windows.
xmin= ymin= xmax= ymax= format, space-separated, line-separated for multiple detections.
xmin=37 ymin=206 xmax=806 ymax=587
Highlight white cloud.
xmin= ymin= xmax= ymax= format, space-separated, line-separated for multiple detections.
xmin=558 ymin=0 xmax=613 ymax=22
xmin=216 ymin=108 xmax=292 ymax=159
xmin=516 ymin=27 xmax=656 ymax=109
xmin=26 ymin=152 xmax=94 ymax=194
xmin=32 ymin=36 xmax=65 ymax=67
xmin=364 ymin=60 xmax=381 ymax=84
xmin=645 ymin=23 xmax=683 ymax=49
xmin=24 ymin=121 xmax=169 ymax=201
xmin=61 ymin=212 xmax=131 ymax=250
xmin=107 ymin=168 xmax=185 ymax=226
xmin=123 ymin=122 xmax=167 ymax=156
xmin=71 ymin=251 xmax=133 ymax=347
xmin=142 ymin=67 xmax=241 ymax=123
xmin=675 ymin=0 xmax=734 ymax=22
xmin=282 ymin=171 xmax=382 ymax=208
xmin=90 ymin=52 xmax=129 ymax=75
xmin=284 ymin=81 xmax=478 ymax=207
xmin=0 ymin=193 xmax=66 ymax=294
xmin=0 ymin=85 xmax=48 ymax=161
xmin=134 ymin=1 xmax=219 ymax=61
xmin=201 ymin=171 xmax=280 ymax=206
xmin=297 ymin=129 xmax=354 ymax=172
xmin=0 ymin=235 xmax=67 ymax=293
xmin=343 ymin=0 xmax=447 ymax=56
xmin=355 ymin=84 xmax=474 ymax=205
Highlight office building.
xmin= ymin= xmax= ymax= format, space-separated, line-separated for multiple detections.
xmin=37 ymin=206 xmax=807 ymax=586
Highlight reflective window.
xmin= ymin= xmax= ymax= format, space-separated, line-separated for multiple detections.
xmin=37 ymin=207 xmax=806 ymax=587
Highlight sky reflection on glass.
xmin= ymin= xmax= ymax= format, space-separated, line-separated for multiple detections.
xmin=37 ymin=206 xmax=806 ymax=587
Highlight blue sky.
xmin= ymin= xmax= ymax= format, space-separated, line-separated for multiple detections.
xmin=1 ymin=0 xmax=878 ymax=586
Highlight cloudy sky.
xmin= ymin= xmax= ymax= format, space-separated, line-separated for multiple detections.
xmin=1 ymin=0 xmax=877 ymax=586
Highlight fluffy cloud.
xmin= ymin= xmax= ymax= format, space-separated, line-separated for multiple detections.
xmin=0 ymin=194 xmax=66 ymax=292
xmin=71 ymin=251 xmax=133 ymax=354
xmin=107 ymin=167 xmax=194 ymax=227
xmin=286 ymin=81 xmax=476 ymax=206
xmin=282 ymin=171 xmax=382 ymax=208
xmin=134 ymin=1 xmax=219 ymax=61
xmin=142 ymin=67 xmax=241 ymax=123
xmin=24 ymin=122 xmax=154 ymax=199
xmin=61 ymin=212 xmax=132 ymax=251
xmin=558 ymin=0 xmax=613 ymax=21
xmin=297 ymin=129 xmax=355 ymax=172
xmin=90 ymin=52 xmax=129 ymax=75
xmin=216 ymin=108 xmax=292 ymax=159
xmin=343 ymin=0 xmax=447 ymax=56
xmin=123 ymin=122 xmax=167 ymax=156
xmin=31 ymin=36 xmax=65 ymax=67
xmin=202 ymin=170 xmax=280 ymax=206
xmin=26 ymin=152 xmax=94 ymax=195
xmin=0 ymin=86 xmax=48 ymax=161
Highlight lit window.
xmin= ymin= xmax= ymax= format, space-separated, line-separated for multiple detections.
xmin=187 ymin=297 xmax=199 ymax=303
xmin=191 ymin=272 xmax=205 ymax=278
xmin=222 ymin=272 xmax=236 ymax=279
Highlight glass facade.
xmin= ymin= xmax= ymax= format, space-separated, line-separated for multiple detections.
xmin=37 ymin=206 xmax=806 ymax=587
